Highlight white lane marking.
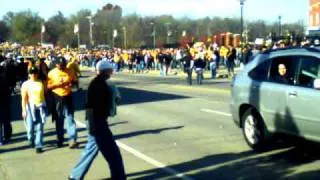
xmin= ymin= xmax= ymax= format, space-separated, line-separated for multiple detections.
xmin=200 ymin=108 xmax=232 ymax=117
xmin=75 ymin=120 xmax=193 ymax=180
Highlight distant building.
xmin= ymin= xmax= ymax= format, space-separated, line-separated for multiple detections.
xmin=308 ymin=0 xmax=320 ymax=35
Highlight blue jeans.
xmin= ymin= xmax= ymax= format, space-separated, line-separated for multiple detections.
xmin=26 ymin=106 xmax=46 ymax=148
xmin=226 ymin=60 xmax=235 ymax=76
xmin=185 ymin=68 xmax=193 ymax=85
xmin=159 ymin=63 xmax=164 ymax=76
xmin=210 ymin=62 xmax=217 ymax=79
xmin=196 ymin=69 xmax=203 ymax=85
xmin=70 ymin=127 xmax=125 ymax=180
xmin=55 ymin=99 xmax=77 ymax=143
xmin=139 ymin=61 xmax=145 ymax=72
xmin=135 ymin=63 xmax=140 ymax=72
xmin=116 ymin=62 xmax=121 ymax=72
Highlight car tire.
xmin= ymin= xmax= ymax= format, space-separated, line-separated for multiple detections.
xmin=242 ymin=108 xmax=266 ymax=151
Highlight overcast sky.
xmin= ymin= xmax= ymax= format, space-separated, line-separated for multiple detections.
xmin=0 ymin=0 xmax=309 ymax=24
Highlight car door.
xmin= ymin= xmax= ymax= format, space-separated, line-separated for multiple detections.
xmin=286 ymin=56 xmax=320 ymax=141
xmin=259 ymin=56 xmax=299 ymax=133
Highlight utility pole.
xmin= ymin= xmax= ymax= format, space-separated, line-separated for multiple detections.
xmin=278 ymin=15 xmax=282 ymax=37
xmin=113 ymin=29 xmax=118 ymax=48
xmin=122 ymin=26 xmax=127 ymax=49
xmin=239 ymin=0 xmax=245 ymax=44
xmin=165 ymin=22 xmax=171 ymax=44
xmin=150 ymin=22 xmax=156 ymax=48
xmin=41 ymin=24 xmax=45 ymax=47
xmin=74 ymin=24 xmax=80 ymax=49
xmin=86 ymin=16 xmax=93 ymax=48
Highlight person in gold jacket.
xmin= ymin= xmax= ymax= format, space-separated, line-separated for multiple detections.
xmin=67 ymin=56 xmax=81 ymax=90
xmin=47 ymin=56 xmax=78 ymax=149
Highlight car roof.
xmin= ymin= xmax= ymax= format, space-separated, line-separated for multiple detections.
xmin=263 ymin=46 xmax=320 ymax=56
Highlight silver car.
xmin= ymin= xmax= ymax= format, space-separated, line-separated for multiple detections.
xmin=230 ymin=47 xmax=320 ymax=150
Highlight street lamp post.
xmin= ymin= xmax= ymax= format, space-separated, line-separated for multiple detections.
xmin=150 ymin=22 xmax=156 ymax=48
xmin=86 ymin=16 xmax=93 ymax=48
xmin=165 ymin=22 xmax=171 ymax=44
xmin=278 ymin=15 xmax=282 ymax=37
xmin=240 ymin=0 xmax=245 ymax=44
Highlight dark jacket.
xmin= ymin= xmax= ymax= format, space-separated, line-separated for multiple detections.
xmin=194 ymin=59 xmax=206 ymax=69
xmin=228 ymin=48 xmax=237 ymax=62
xmin=181 ymin=54 xmax=192 ymax=71
xmin=86 ymin=75 xmax=112 ymax=134
xmin=164 ymin=54 xmax=173 ymax=66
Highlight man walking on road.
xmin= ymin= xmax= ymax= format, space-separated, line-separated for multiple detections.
xmin=21 ymin=66 xmax=47 ymax=153
xmin=69 ymin=60 xmax=126 ymax=180
xmin=0 ymin=55 xmax=12 ymax=145
xmin=47 ymin=56 xmax=78 ymax=148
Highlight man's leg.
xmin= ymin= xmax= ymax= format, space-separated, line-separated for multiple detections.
xmin=26 ymin=108 xmax=34 ymax=146
xmin=187 ymin=69 xmax=192 ymax=85
xmin=196 ymin=71 xmax=201 ymax=85
xmin=159 ymin=63 xmax=164 ymax=76
xmin=35 ymin=110 xmax=44 ymax=150
xmin=35 ymin=121 xmax=44 ymax=149
xmin=55 ymin=108 xmax=64 ymax=146
xmin=2 ymin=106 xmax=12 ymax=142
xmin=231 ymin=61 xmax=235 ymax=76
xmin=70 ymin=135 xmax=99 ymax=180
xmin=65 ymin=108 xmax=77 ymax=143
xmin=96 ymin=129 xmax=126 ymax=180
xmin=0 ymin=122 xmax=3 ymax=145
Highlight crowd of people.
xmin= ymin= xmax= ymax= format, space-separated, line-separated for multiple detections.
xmin=0 ymin=42 xmax=247 ymax=88
xmin=0 ymin=45 xmax=126 ymax=179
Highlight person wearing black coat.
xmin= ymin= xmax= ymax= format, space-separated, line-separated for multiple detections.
xmin=0 ymin=56 xmax=13 ymax=145
xmin=226 ymin=46 xmax=237 ymax=77
xmin=181 ymin=50 xmax=193 ymax=85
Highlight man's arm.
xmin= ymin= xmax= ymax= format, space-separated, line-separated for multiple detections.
xmin=21 ymin=84 xmax=28 ymax=119
xmin=47 ymin=74 xmax=72 ymax=90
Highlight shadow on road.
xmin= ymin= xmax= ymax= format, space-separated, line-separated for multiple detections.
xmin=10 ymin=85 xmax=190 ymax=121
xmin=78 ymin=126 xmax=184 ymax=149
xmin=118 ymin=87 xmax=190 ymax=106
xmin=114 ymin=126 xmax=184 ymax=140
xmin=114 ymin=74 xmax=231 ymax=88
xmin=127 ymin=142 xmax=320 ymax=179
xmin=0 ymin=127 xmax=87 ymax=154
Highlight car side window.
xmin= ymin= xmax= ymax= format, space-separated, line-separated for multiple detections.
xmin=296 ymin=56 xmax=320 ymax=89
xmin=269 ymin=56 xmax=298 ymax=85
xmin=248 ymin=60 xmax=271 ymax=81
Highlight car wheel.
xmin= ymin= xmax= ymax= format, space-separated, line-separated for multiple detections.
xmin=242 ymin=108 xmax=266 ymax=151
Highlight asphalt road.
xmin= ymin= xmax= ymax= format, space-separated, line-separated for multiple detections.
xmin=1 ymin=70 xmax=320 ymax=180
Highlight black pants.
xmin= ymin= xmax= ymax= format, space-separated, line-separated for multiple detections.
xmin=0 ymin=104 xmax=12 ymax=142
xmin=196 ymin=70 xmax=203 ymax=85
xmin=185 ymin=68 xmax=193 ymax=85
xmin=96 ymin=129 xmax=126 ymax=180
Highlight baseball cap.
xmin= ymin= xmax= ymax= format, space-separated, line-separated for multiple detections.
xmin=96 ymin=60 xmax=113 ymax=71
xmin=56 ymin=56 xmax=67 ymax=65
xmin=28 ymin=66 xmax=39 ymax=74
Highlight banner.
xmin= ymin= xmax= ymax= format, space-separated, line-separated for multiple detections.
xmin=41 ymin=25 xmax=46 ymax=33
xmin=74 ymin=24 xmax=79 ymax=34
xmin=113 ymin=29 xmax=118 ymax=38
xmin=182 ymin=30 xmax=187 ymax=37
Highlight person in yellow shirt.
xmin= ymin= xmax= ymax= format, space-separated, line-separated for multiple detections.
xmin=67 ymin=57 xmax=81 ymax=90
xmin=47 ymin=56 xmax=78 ymax=149
xmin=21 ymin=66 xmax=47 ymax=153
xmin=220 ymin=46 xmax=229 ymax=66
xmin=113 ymin=52 xmax=121 ymax=72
